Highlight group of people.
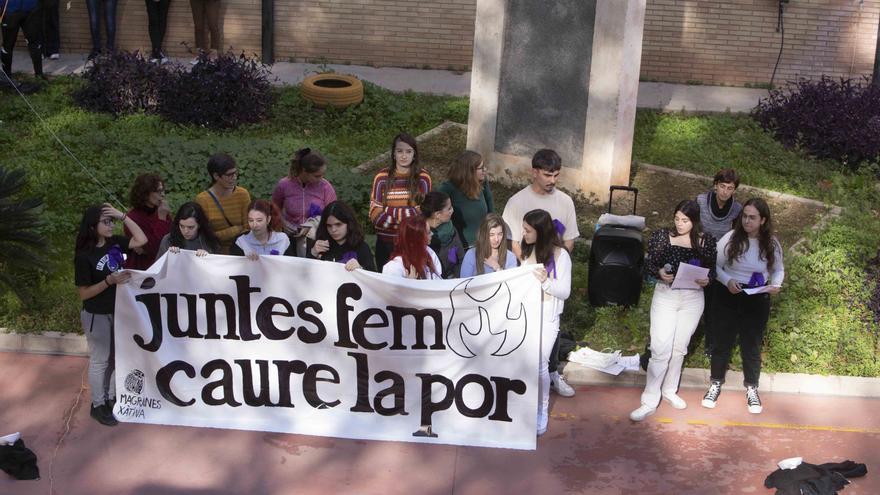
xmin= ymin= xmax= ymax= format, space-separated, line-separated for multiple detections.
xmin=2 ymin=0 xmax=223 ymax=83
xmin=74 ymin=134 xmax=784 ymax=437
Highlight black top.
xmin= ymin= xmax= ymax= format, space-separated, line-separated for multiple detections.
xmin=307 ymin=239 xmax=377 ymax=272
xmin=74 ymin=235 xmax=131 ymax=314
xmin=646 ymin=228 xmax=717 ymax=281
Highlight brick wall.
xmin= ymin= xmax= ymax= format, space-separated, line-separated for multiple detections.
xmin=50 ymin=0 xmax=880 ymax=86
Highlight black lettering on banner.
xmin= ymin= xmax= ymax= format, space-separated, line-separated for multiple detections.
xmin=488 ymin=377 xmax=526 ymax=422
xmin=163 ymin=293 xmax=202 ymax=339
xmin=273 ymin=359 xmax=308 ymax=407
xmin=201 ymin=359 xmax=242 ymax=407
xmin=237 ymin=359 xmax=273 ymax=407
xmin=334 ymin=283 xmax=360 ymax=349
xmin=134 ymin=293 xmax=163 ymax=352
xmin=255 ymin=296 xmax=296 ymax=340
xmin=296 ymin=301 xmax=326 ymax=343
xmin=230 ymin=275 xmax=262 ymax=341
xmin=373 ymin=370 xmax=408 ymax=416
xmin=155 ymin=360 xmax=196 ymax=406
xmin=200 ymin=294 xmax=236 ymax=341
xmin=347 ymin=352 xmax=374 ymax=413
xmin=387 ymin=306 xmax=445 ymax=350
xmin=454 ymin=374 xmax=495 ymax=418
xmin=303 ymin=364 xmax=341 ymax=408
xmin=352 ymin=308 xmax=389 ymax=350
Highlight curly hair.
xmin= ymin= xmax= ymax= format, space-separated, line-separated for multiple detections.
xmin=129 ymin=173 xmax=164 ymax=210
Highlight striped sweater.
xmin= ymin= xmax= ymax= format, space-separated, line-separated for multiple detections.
xmin=369 ymin=168 xmax=432 ymax=242
xmin=195 ymin=186 xmax=251 ymax=254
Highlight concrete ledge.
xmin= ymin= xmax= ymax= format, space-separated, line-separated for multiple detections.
xmin=562 ymin=361 xmax=880 ymax=398
xmin=0 ymin=328 xmax=87 ymax=356
xmin=351 ymin=121 xmax=467 ymax=174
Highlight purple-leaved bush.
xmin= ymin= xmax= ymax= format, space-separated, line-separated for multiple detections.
xmin=752 ymin=76 xmax=880 ymax=170
xmin=74 ymin=50 xmax=275 ymax=129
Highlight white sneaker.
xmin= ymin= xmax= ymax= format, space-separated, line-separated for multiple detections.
xmin=746 ymin=386 xmax=763 ymax=414
xmin=662 ymin=393 xmax=687 ymax=410
xmin=702 ymin=381 xmax=722 ymax=409
xmin=49 ymin=53 xmax=60 ymax=60
xmin=550 ymin=372 xmax=575 ymax=397
xmin=629 ymin=404 xmax=656 ymax=422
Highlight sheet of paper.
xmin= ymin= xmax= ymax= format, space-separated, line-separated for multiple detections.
xmin=670 ymin=262 xmax=710 ymax=289
xmin=743 ymin=285 xmax=781 ymax=295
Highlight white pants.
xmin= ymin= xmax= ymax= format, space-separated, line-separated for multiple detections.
xmin=537 ymin=313 xmax=560 ymax=432
xmin=641 ymin=284 xmax=704 ymax=407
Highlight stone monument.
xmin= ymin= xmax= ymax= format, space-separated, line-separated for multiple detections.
xmin=467 ymin=0 xmax=646 ymax=202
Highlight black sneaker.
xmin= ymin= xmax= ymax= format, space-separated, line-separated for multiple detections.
xmin=746 ymin=386 xmax=763 ymax=414
xmin=90 ymin=404 xmax=118 ymax=426
xmin=701 ymin=381 xmax=722 ymax=408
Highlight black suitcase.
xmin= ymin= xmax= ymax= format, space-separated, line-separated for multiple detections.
xmin=588 ymin=185 xmax=645 ymax=307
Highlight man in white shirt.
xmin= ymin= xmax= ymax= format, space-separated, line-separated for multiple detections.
xmin=502 ymin=149 xmax=580 ymax=398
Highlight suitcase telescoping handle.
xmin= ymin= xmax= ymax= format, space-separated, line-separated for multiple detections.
xmin=608 ymin=185 xmax=639 ymax=215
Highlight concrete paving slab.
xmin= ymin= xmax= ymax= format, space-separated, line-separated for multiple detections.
xmin=9 ymin=54 xmax=769 ymax=112
xmin=2 ymin=352 xmax=877 ymax=494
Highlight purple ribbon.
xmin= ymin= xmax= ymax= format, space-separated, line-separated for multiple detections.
xmin=447 ymin=246 xmax=459 ymax=265
xmin=307 ymin=203 xmax=323 ymax=219
xmin=270 ymin=249 xmax=280 ymax=255
xmin=107 ymin=245 xmax=125 ymax=271
xmin=340 ymin=251 xmax=358 ymax=264
xmin=687 ymin=258 xmax=702 ymax=267
xmin=552 ymin=219 xmax=566 ymax=237
xmin=546 ymin=254 xmax=557 ymax=280
xmin=746 ymin=272 xmax=766 ymax=288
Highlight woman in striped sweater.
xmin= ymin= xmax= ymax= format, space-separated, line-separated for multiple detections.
xmin=369 ymin=133 xmax=432 ymax=268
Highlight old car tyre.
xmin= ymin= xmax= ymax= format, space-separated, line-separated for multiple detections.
xmin=301 ymin=74 xmax=364 ymax=109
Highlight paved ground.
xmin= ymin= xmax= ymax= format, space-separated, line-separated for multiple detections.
xmin=1 ymin=352 xmax=877 ymax=494
xmin=8 ymin=54 xmax=769 ymax=113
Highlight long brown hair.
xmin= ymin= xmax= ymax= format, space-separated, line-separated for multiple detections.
xmin=725 ymin=197 xmax=779 ymax=270
xmin=520 ymin=209 xmax=563 ymax=270
xmin=382 ymin=133 xmax=422 ymax=206
xmin=448 ymin=150 xmax=482 ymax=200
xmin=474 ymin=213 xmax=510 ymax=275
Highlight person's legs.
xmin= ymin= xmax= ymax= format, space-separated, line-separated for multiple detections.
xmin=22 ymin=9 xmax=45 ymax=77
xmin=204 ymin=0 xmax=221 ymax=51
xmin=84 ymin=0 xmax=102 ymax=56
xmin=145 ymin=0 xmax=161 ymax=56
xmin=709 ymin=283 xmax=739 ymax=384
xmin=81 ymin=311 xmax=113 ymax=406
xmin=156 ymin=0 xmax=171 ymax=55
xmin=739 ymin=294 xmax=771 ymax=388
xmin=660 ymin=289 xmax=704 ymax=398
xmin=375 ymin=237 xmax=393 ymax=270
xmin=640 ymin=284 xmax=678 ymax=409
xmin=537 ymin=314 xmax=559 ymax=434
xmin=1 ymin=11 xmax=24 ymax=77
xmin=189 ymin=0 xmax=207 ymax=51
xmin=42 ymin=0 xmax=61 ymax=56
xmin=103 ymin=0 xmax=118 ymax=52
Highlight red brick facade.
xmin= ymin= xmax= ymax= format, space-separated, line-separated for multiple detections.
xmin=53 ymin=0 xmax=879 ymax=86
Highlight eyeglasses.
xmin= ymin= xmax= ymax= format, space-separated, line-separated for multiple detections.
xmin=155 ymin=188 xmax=166 ymax=194
xmin=222 ymin=170 xmax=239 ymax=178
xmin=100 ymin=218 xmax=116 ymax=226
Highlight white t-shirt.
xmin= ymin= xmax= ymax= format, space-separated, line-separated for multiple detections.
xmin=502 ymin=185 xmax=580 ymax=243
xmin=715 ymin=231 xmax=785 ymax=287
xmin=381 ymin=248 xmax=442 ymax=280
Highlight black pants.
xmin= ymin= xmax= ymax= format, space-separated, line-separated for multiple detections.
xmin=85 ymin=0 xmax=118 ymax=54
xmin=375 ymin=237 xmax=394 ymax=270
xmin=1 ymin=9 xmax=43 ymax=77
xmin=548 ymin=334 xmax=561 ymax=374
xmin=709 ymin=282 xmax=771 ymax=387
xmin=42 ymin=0 xmax=60 ymax=56
xmin=145 ymin=0 xmax=171 ymax=56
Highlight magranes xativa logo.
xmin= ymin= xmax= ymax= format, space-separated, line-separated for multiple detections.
xmin=117 ymin=369 xmax=162 ymax=419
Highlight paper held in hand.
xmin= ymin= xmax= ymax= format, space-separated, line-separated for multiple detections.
xmin=743 ymin=285 xmax=781 ymax=295
xmin=670 ymin=262 xmax=710 ymax=289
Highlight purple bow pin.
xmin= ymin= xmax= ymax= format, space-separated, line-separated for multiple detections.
xmin=307 ymin=203 xmax=323 ymax=219
xmin=340 ymin=251 xmax=358 ymax=264
xmin=107 ymin=245 xmax=125 ymax=271
xmin=447 ymin=246 xmax=459 ymax=265
xmin=687 ymin=258 xmax=702 ymax=267
xmin=270 ymin=249 xmax=280 ymax=255
xmin=552 ymin=219 xmax=566 ymax=237
xmin=747 ymin=272 xmax=766 ymax=288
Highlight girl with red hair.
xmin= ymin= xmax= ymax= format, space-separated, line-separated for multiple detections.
xmin=230 ymin=199 xmax=292 ymax=259
xmin=381 ymin=215 xmax=441 ymax=280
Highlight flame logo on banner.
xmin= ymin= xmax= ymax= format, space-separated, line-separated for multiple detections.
xmin=445 ymin=278 xmax=527 ymax=358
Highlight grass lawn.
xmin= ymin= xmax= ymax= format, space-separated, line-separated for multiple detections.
xmin=1 ymin=76 xmax=878 ymax=376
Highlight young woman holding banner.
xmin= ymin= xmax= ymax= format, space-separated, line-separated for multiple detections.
xmin=381 ymin=215 xmax=441 ymax=280
xmin=75 ymin=203 xmax=147 ymax=426
xmin=518 ymin=209 xmax=571 ymax=436
xmin=459 ymin=213 xmax=517 ymax=277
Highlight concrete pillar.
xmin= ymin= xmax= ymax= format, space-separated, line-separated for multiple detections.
xmin=466 ymin=0 xmax=646 ymax=204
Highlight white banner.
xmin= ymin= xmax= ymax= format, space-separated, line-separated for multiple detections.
xmin=114 ymin=251 xmax=543 ymax=450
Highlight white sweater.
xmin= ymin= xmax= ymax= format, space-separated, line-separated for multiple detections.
xmin=381 ymin=248 xmax=443 ymax=280
xmin=715 ymin=231 xmax=784 ymax=287
xmin=522 ymin=247 xmax=572 ymax=318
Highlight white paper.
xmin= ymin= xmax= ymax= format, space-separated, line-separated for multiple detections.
xmin=743 ymin=285 xmax=781 ymax=295
xmin=670 ymin=262 xmax=710 ymax=289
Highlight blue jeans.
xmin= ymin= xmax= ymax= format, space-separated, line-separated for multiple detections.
xmin=84 ymin=0 xmax=118 ymax=54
